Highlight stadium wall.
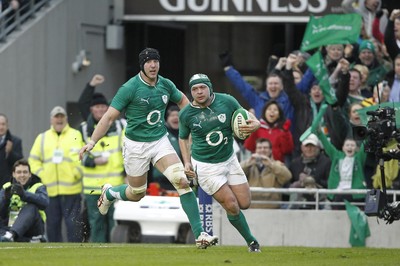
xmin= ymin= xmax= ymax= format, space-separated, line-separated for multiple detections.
xmin=0 ymin=0 xmax=126 ymax=156
xmin=213 ymin=207 xmax=400 ymax=248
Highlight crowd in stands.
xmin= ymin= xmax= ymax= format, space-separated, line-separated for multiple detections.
xmin=221 ymin=2 xmax=400 ymax=210
xmin=0 ymin=0 xmax=400 ymax=243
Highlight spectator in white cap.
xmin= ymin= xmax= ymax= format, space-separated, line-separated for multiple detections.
xmin=28 ymin=105 xmax=84 ymax=242
xmin=287 ymin=133 xmax=331 ymax=209
xmin=289 ymin=134 xmax=331 ymax=189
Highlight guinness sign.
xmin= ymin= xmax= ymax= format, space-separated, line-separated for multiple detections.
xmin=121 ymin=0 xmax=344 ymax=22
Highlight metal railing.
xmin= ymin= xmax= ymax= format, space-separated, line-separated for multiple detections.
xmin=249 ymin=187 xmax=400 ymax=210
xmin=0 ymin=0 xmax=51 ymax=42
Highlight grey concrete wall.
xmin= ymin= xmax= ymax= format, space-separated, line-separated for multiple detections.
xmin=0 ymin=0 xmax=126 ymax=157
xmin=212 ymin=207 xmax=400 ymax=248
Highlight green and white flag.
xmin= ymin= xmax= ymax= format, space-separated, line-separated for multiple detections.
xmin=300 ymin=13 xmax=362 ymax=52
xmin=306 ymin=51 xmax=337 ymax=105
xmin=345 ymin=200 xmax=371 ymax=247
xmin=299 ymin=103 xmax=327 ymax=143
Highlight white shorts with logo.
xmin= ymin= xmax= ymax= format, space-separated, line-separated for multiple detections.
xmin=123 ymin=134 xmax=176 ymax=176
xmin=191 ymin=153 xmax=247 ymax=196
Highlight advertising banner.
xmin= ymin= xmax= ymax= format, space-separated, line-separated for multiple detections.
xmin=122 ymin=0 xmax=345 ymax=22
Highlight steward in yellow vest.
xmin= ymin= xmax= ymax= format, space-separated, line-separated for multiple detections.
xmin=28 ymin=106 xmax=84 ymax=243
xmin=78 ymin=75 xmax=125 ymax=242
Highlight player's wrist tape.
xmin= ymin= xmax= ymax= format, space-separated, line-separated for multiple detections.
xmin=88 ymin=140 xmax=96 ymax=146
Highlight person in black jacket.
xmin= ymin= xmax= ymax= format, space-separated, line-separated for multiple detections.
xmin=0 ymin=113 xmax=23 ymax=188
xmin=0 ymin=159 xmax=49 ymax=242
xmin=384 ymin=9 xmax=400 ymax=61
xmin=273 ymin=54 xmax=350 ymax=157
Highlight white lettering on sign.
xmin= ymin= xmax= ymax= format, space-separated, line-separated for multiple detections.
xmin=159 ymin=0 xmax=328 ymax=13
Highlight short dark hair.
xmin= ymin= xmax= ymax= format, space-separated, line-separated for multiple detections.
xmin=256 ymin=138 xmax=272 ymax=148
xmin=167 ymin=105 xmax=179 ymax=115
xmin=261 ymin=100 xmax=286 ymax=128
xmin=12 ymin=159 xmax=31 ymax=173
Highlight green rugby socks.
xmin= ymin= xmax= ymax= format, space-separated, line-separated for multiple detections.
xmin=107 ymin=184 xmax=128 ymax=201
xmin=180 ymin=192 xmax=203 ymax=238
xmin=228 ymin=211 xmax=256 ymax=245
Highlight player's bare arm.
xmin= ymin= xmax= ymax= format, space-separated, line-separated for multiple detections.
xmin=179 ymin=137 xmax=196 ymax=178
xmin=79 ymin=106 xmax=121 ymax=160
xmin=177 ymin=92 xmax=190 ymax=109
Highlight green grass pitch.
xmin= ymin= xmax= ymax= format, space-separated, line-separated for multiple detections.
xmin=0 ymin=243 xmax=398 ymax=266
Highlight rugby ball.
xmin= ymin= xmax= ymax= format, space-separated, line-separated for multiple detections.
xmin=231 ymin=108 xmax=250 ymax=140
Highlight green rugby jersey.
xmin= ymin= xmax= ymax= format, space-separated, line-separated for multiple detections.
xmin=179 ymin=93 xmax=241 ymax=163
xmin=111 ymin=74 xmax=183 ymax=142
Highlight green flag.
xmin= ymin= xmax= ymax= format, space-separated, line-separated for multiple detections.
xmin=345 ymin=200 xmax=371 ymax=247
xmin=299 ymin=103 xmax=327 ymax=142
xmin=306 ymin=51 xmax=337 ymax=105
xmin=300 ymin=13 xmax=362 ymax=52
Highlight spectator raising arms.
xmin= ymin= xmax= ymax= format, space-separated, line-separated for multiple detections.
xmin=219 ymin=51 xmax=294 ymax=124
xmin=314 ymin=129 xmax=367 ymax=210
xmin=384 ymin=9 xmax=400 ymax=60
xmin=276 ymin=54 xmax=350 ymax=155
xmin=78 ymin=74 xmax=125 ymax=243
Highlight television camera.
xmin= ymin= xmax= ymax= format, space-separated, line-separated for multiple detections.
xmin=353 ymin=106 xmax=400 ymax=224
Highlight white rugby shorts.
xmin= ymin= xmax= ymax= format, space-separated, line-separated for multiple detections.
xmin=123 ymin=134 xmax=176 ymax=176
xmin=191 ymin=153 xmax=247 ymax=195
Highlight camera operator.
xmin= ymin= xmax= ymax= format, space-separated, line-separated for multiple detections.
xmin=240 ymin=138 xmax=292 ymax=209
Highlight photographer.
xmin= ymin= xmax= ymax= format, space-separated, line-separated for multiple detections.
xmin=240 ymin=138 xmax=292 ymax=209
xmin=0 ymin=159 xmax=49 ymax=242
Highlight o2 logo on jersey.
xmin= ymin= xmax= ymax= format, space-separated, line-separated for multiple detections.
xmin=206 ymin=131 xmax=228 ymax=146
xmin=147 ymin=110 xmax=162 ymax=125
